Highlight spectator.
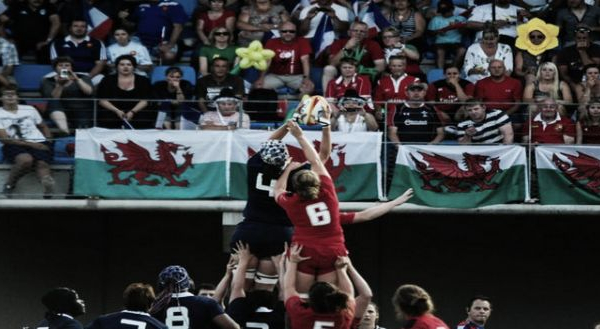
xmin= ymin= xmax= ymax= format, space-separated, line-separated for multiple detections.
xmin=58 ymin=0 xmax=121 ymax=41
xmin=197 ymin=283 xmax=217 ymax=298
xmin=199 ymin=27 xmax=239 ymax=77
xmin=0 ymin=35 xmax=18 ymax=88
xmin=463 ymin=25 xmax=513 ymax=84
xmin=576 ymin=98 xmax=600 ymax=144
xmin=522 ymin=97 xmax=575 ymax=144
xmin=0 ymin=85 xmax=54 ymax=199
xmin=153 ymin=66 xmax=195 ymax=130
xmin=325 ymin=58 xmax=374 ymax=113
xmin=97 ymin=55 xmax=154 ymax=129
xmin=514 ymin=29 xmax=557 ymax=85
xmin=388 ymin=82 xmax=445 ymax=145
xmin=331 ymin=89 xmax=379 ymax=132
xmin=41 ymin=56 xmax=94 ymax=134
xmin=392 ymin=284 xmax=450 ymax=329
xmin=298 ymin=0 xmax=351 ymax=39
xmin=374 ymin=56 xmax=420 ymax=120
xmin=467 ymin=0 xmax=527 ymax=46
xmin=107 ymin=26 xmax=153 ymax=76
xmin=474 ymin=59 xmax=523 ymax=123
xmin=556 ymin=27 xmax=600 ymax=91
xmin=357 ymin=302 xmax=384 ymax=329
xmin=426 ymin=64 xmax=474 ymax=125
xmin=381 ymin=0 xmax=426 ymax=52
xmin=427 ymin=0 xmax=467 ymax=69
xmin=0 ymin=0 xmax=60 ymax=63
xmin=200 ymin=87 xmax=250 ymax=130
xmin=120 ymin=0 xmax=188 ymax=65
xmin=456 ymin=98 xmax=513 ymax=144
xmin=36 ymin=287 xmax=85 ymax=329
xmin=86 ymin=283 xmax=167 ymax=329
xmin=380 ymin=27 xmax=422 ymax=80
xmin=50 ymin=18 xmax=107 ymax=85
xmin=457 ymin=296 xmax=493 ymax=329
xmin=195 ymin=0 xmax=236 ymax=46
xmin=523 ymin=62 xmax=572 ymax=108
xmin=236 ymin=0 xmax=290 ymax=47
xmin=196 ymin=57 xmax=244 ymax=113
xmin=556 ymin=0 xmax=600 ymax=45
xmin=575 ymin=64 xmax=600 ymax=107
xmin=255 ymin=21 xmax=314 ymax=97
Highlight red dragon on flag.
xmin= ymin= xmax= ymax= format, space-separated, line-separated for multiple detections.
xmin=552 ymin=151 xmax=600 ymax=194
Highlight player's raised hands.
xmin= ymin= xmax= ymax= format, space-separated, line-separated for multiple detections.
xmin=286 ymin=120 xmax=303 ymax=138
xmin=233 ymin=241 xmax=252 ymax=264
xmin=288 ymin=243 xmax=311 ymax=264
xmin=335 ymin=256 xmax=350 ymax=270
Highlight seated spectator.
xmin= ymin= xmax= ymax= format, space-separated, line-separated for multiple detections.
xmin=59 ymin=0 xmax=120 ymax=41
xmin=523 ymin=62 xmax=572 ymax=114
xmin=330 ymin=89 xmax=379 ymax=132
xmin=298 ymin=0 xmax=350 ymax=40
xmin=381 ymin=0 xmax=426 ymax=52
xmin=374 ymin=56 xmax=419 ymax=120
xmin=556 ymin=0 xmax=600 ymax=46
xmin=380 ymin=27 xmax=422 ymax=80
xmin=236 ymin=0 xmax=290 ymax=47
xmin=426 ymin=64 xmax=474 ymax=125
xmin=41 ymin=56 xmax=94 ymax=135
xmin=514 ymin=29 xmax=557 ymax=85
xmin=195 ymin=0 xmax=236 ymax=46
xmin=50 ymin=18 xmax=107 ymax=85
xmin=575 ymin=64 xmax=600 ymax=109
xmin=97 ymin=55 xmax=154 ymax=129
xmin=323 ymin=21 xmax=385 ymax=90
xmin=107 ymin=26 xmax=153 ymax=76
xmin=0 ymin=35 xmax=18 ymax=88
xmin=0 ymin=0 xmax=60 ymax=63
xmin=199 ymin=27 xmax=239 ymax=77
xmin=324 ymin=57 xmax=374 ymax=113
xmin=255 ymin=21 xmax=314 ymax=97
xmin=522 ymin=97 xmax=575 ymax=144
xmin=456 ymin=98 xmax=514 ymax=144
xmin=467 ymin=0 xmax=528 ymax=46
xmin=200 ymin=88 xmax=250 ymax=130
xmin=576 ymin=98 xmax=600 ymax=144
xmin=196 ymin=57 xmax=245 ymax=113
xmin=556 ymin=27 xmax=600 ymax=92
xmin=427 ymin=0 xmax=467 ymax=69
xmin=0 ymin=85 xmax=54 ymax=198
xmin=153 ymin=66 xmax=196 ymax=130
xmin=474 ymin=59 xmax=522 ymax=123
xmin=463 ymin=25 xmax=513 ymax=84
xmin=120 ymin=0 xmax=188 ymax=65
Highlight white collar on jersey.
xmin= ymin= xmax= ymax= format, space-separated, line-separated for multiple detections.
xmin=255 ymin=306 xmax=273 ymax=313
xmin=171 ymin=292 xmax=194 ymax=298
xmin=122 ymin=310 xmax=152 ymax=316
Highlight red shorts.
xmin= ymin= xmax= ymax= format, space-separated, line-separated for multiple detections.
xmin=296 ymin=244 xmax=348 ymax=275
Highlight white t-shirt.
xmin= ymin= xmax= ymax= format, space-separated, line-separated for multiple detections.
xmin=469 ymin=4 xmax=524 ymax=40
xmin=0 ymin=105 xmax=46 ymax=142
xmin=299 ymin=4 xmax=350 ymax=38
xmin=107 ymin=41 xmax=153 ymax=75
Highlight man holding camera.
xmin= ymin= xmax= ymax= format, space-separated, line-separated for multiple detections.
xmin=330 ymin=89 xmax=379 ymax=132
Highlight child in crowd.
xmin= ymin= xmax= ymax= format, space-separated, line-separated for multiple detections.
xmin=427 ymin=0 xmax=467 ymax=69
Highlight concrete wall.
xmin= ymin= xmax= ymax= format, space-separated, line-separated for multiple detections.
xmin=1 ymin=211 xmax=598 ymax=329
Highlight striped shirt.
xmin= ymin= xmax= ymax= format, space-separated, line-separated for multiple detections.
xmin=456 ymin=109 xmax=511 ymax=143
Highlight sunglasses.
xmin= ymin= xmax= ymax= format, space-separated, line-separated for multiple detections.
xmin=214 ymin=32 xmax=230 ymax=36
xmin=529 ymin=34 xmax=545 ymax=40
xmin=576 ymin=27 xmax=592 ymax=33
xmin=280 ymin=30 xmax=296 ymax=33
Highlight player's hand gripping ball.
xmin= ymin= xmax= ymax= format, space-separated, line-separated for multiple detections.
xmin=293 ymin=95 xmax=331 ymax=126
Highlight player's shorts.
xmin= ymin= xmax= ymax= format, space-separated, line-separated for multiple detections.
xmin=230 ymin=220 xmax=293 ymax=258
xmin=296 ymin=244 xmax=348 ymax=276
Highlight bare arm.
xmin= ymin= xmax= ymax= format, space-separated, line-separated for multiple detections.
xmin=388 ymin=125 xmax=400 ymax=144
xmin=363 ymin=112 xmax=379 ymax=131
xmin=319 ymin=107 xmax=332 ymax=162
xmin=430 ymin=126 xmax=445 ymax=144
xmin=274 ymin=160 xmax=302 ymax=200
xmin=212 ymin=314 xmax=240 ymax=329
xmin=269 ymin=121 xmax=290 ymax=140
xmin=345 ymin=259 xmax=372 ymax=319
xmin=352 ymin=188 xmax=413 ymax=223
xmin=283 ymin=244 xmax=310 ymax=302
xmin=89 ymin=60 xmax=107 ymax=78
xmin=229 ymin=242 xmax=250 ymax=301
xmin=333 ymin=257 xmax=354 ymax=297
xmin=288 ymin=120 xmax=328 ymax=176
xmin=500 ymin=123 xmax=514 ymax=144
xmin=564 ymin=134 xmax=575 ymax=144
xmin=576 ymin=121 xmax=583 ymax=144
xmin=168 ymin=23 xmax=184 ymax=48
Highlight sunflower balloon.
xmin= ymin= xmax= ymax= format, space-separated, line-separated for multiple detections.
xmin=235 ymin=40 xmax=275 ymax=71
xmin=515 ymin=18 xmax=559 ymax=56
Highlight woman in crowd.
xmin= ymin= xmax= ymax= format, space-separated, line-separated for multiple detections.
xmin=97 ymin=55 xmax=153 ymax=129
xmin=392 ymin=284 xmax=450 ymax=329
xmin=153 ymin=66 xmax=196 ymax=130
xmin=199 ymin=88 xmax=250 ymax=130
xmin=382 ymin=0 xmax=426 ymax=53
xmin=106 ymin=26 xmax=153 ymax=76
xmin=199 ymin=27 xmax=239 ymax=77
xmin=380 ymin=26 xmax=423 ymax=80
xmin=236 ymin=0 xmax=290 ymax=47
xmin=575 ymin=64 xmax=600 ymax=109
xmin=463 ymin=25 xmax=513 ymax=83
xmin=331 ymin=89 xmax=379 ymax=133
xmin=523 ymin=62 xmax=572 ymax=108
xmin=576 ymin=98 xmax=600 ymax=144
xmin=195 ymin=0 xmax=236 ymax=46
xmin=514 ymin=29 xmax=557 ymax=85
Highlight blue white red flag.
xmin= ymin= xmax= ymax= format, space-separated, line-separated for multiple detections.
xmin=83 ymin=4 xmax=113 ymax=40
xmin=311 ymin=15 xmax=335 ymax=56
xmin=361 ymin=1 xmax=391 ymax=38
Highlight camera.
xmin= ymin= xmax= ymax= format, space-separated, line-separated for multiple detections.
xmin=60 ymin=69 xmax=69 ymax=79
xmin=316 ymin=7 xmax=329 ymax=12
xmin=344 ymin=108 xmax=358 ymax=113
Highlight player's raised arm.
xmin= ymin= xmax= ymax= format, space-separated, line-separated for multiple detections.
xmin=274 ymin=160 xmax=303 ymax=200
xmin=319 ymin=104 xmax=332 ymax=163
xmin=286 ymin=120 xmax=328 ymax=176
xmin=352 ymin=188 xmax=414 ymax=223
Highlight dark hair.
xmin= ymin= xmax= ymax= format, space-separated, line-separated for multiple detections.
xmin=388 ymin=55 xmax=407 ymax=63
xmin=1 ymin=83 xmax=18 ymax=94
xmin=392 ymin=284 xmax=434 ymax=318
xmin=339 ymin=57 xmax=358 ymax=67
xmin=463 ymin=98 xmax=485 ymax=107
xmin=115 ymin=54 xmax=138 ymax=68
xmin=481 ymin=23 xmax=499 ymax=38
xmin=443 ymin=63 xmax=459 ymax=72
xmin=466 ymin=295 xmax=492 ymax=311
xmin=308 ymin=282 xmax=349 ymax=313
xmin=124 ymin=283 xmax=156 ymax=312
xmin=112 ymin=24 xmax=132 ymax=35
xmin=198 ymin=283 xmax=216 ymax=291
xmin=583 ymin=63 xmax=600 ymax=74
xmin=212 ymin=57 xmax=230 ymax=68
xmin=165 ymin=66 xmax=183 ymax=76
xmin=52 ymin=56 xmax=75 ymax=69
xmin=69 ymin=17 xmax=88 ymax=26
xmin=41 ymin=287 xmax=84 ymax=317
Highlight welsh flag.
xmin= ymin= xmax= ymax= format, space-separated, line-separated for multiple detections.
xmin=535 ymin=145 xmax=600 ymax=205
xmin=230 ymin=130 xmax=383 ymax=201
xmin=74 ymin=128 xmax=231 ymax=199
xmin=390 ymin=145 xmax=528 ymax=208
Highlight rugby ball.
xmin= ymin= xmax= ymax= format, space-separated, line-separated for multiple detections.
xmin=294 ymin=95 xmax=330 ymax=126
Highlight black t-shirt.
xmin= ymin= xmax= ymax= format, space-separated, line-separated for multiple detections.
xmin=227 ymin=298 xmax=285 ymax=329
xmin=195 ymin=74 xmax=244 ymax=111
xmin=556 ymin=44 xmax=600 ymax=83
xmin=391 ymin=104 xmax=442 ymax=143
xmin=3 ymin=3 xmax=57 ymax=43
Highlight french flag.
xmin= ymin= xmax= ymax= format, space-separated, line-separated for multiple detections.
xmin=311 ymin=15 xmax=334 ymax=57
xmin=361 ymin=1 xmax=391 ymax=39
xmin=83 ymin=4 xmax=113 ymax=41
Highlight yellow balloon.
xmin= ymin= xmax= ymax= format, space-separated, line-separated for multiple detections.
xmin=261 ymin=49 xmax=275 ymax=59
xmin=236 ymin=48 xmax=249 ymax=57
xmin=239 ymin=57 xmax=252 ymax=69
xmin=249 ymin=40 xmax=262 ymax=51
xmin=250 ymin=52 xmax=263 ymax=61
xmin=254 ymin=60 xmax=267 ymax=71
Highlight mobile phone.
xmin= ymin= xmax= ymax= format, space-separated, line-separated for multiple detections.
xmin=60 ymin=69 xmax=69 ymax=79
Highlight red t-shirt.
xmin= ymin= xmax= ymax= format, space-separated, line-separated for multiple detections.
xmin=265 ymin=37 xmax=312 ymax=75
xmin=404 ymin=314 xmax=450 ymax=329
xmin=329 ymin=38 xmax=385 ymax=67
xmin=196 ymin=10 xmax=236 ymax=36
xmin=522 ymin=114 xmax=576 ymax=144
xmin=325 ymin=74 xmax=372 ymax=102
xmin=374 ymin=74 xmax=419 ymax=111
xmin=286 ymin=295 xmax=356 ymax=329
xmin=474 ymin=76 xmax=523 ymax=112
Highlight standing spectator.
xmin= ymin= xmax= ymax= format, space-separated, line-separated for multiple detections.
xmin=474 ymin=59 xmax=523 ymax=122
xmin=427 ymin=0 xmax=467 ymax=69
xmin=325 ymin=57 xmax=374 ymax=113
xmin=556 ymin=27 xmax=600 ymax=91
xmin=199 ymin=27 xmax=239 ymax=77
xmin=120 ymin=0 xmax=188 ymax=65
xmin=195 ymin=0 xmax=236 ymax=46
xmin=522 ymin=97 xmax=575 ymax=144
xmin=467 ymin=0 xmax=527 ymax=46
xmin=427 ymin=64 xmax=474 ymax=125
xmin=331 ymin=89 xmax=379 ymax=132
xmin=36 ymin=287 xmax=85 ymax=329
xmin=457 ymin=296 xmax=493 ymax=329
xmin=463 ymin=25 xmax=513 ymax=84
xmin=41 ymin=56 xmax=94 ymax=134
xmin=107 ymin=26 xmax=153 ymax=76
xmin=381 ymin=0 xmax=426 ymax=52
xmin=50 ymin=18 xmax=107 ymax=85
xmin=0 ymin=0 xmax=60 ymax=63
xmin=97 ymin=55 xmax=153 ymax=129
xmin=196 ymin=57 xmax=244 ymax=113
xmin=236 ymin=0 xmax=289 ymax=47
xmin=323 ymin=21 xmax=385 ymax=91
xmin=0 ymin=85 xmax=54 ymax=198
xmin=199 ymin=88 xmax=250 ymax=130
xmin=298 ymin=0 xmax=350 ymax=39
xmin=0 ymin=35 xmax=18 ymax=88
xmin=576 ymin=98 xmax=600 ymax=144
xmin=255 ymin=22 xmax=314 ymax=97
xmin=391 ymin=284 xmax=450 ymax=329
xmin=375 ymin=56 xmax=420 ymax=120
xmin=456 ymin=98 xmax=513 ymax=144
xmin=556 ymin=0 xmax=600 ymax=45
xmin=153 ymin=66 xmax=195 ymax=130
xmin=86 ymin=283 xmax=167 ymax=329
xmin=380 ymin=27 xmax=422 ymax=80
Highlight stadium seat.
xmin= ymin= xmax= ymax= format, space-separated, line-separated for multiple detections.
xmin=427 ymin=69 xmax=445 ymax=84
xmin=53 ymin=136 xmax=75 ymax=165
xmin=151 ymin=66 xmax=197 ymax=85
xmin=13 ymin=64 xmax=53 ymax=93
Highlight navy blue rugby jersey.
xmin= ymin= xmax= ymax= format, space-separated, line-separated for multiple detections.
xmin=227 ymin=298 xmax=285 ymax=329
xmin=153 ymin=293 xmax=224 ymax=329
xmin=86 ymin=310 xmax=167 ymax=329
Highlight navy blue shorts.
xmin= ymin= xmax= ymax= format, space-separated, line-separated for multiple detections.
xmin=230 ymin=220 xmax=293 ymax=258
xmin=2 ymin=142 xmax=53 ymax=163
